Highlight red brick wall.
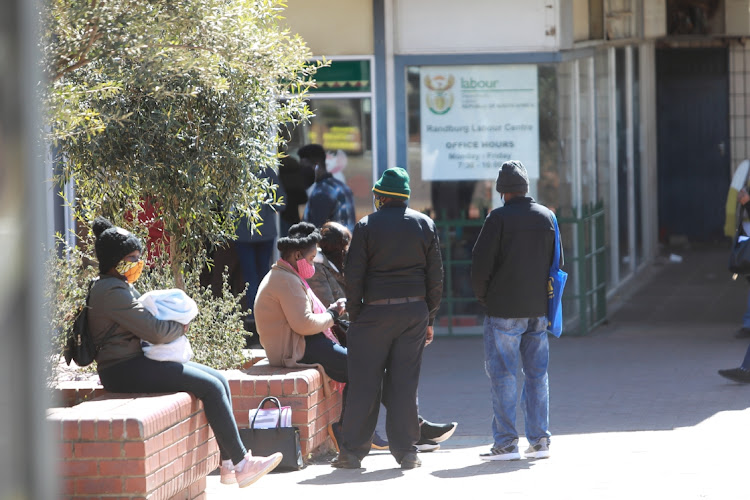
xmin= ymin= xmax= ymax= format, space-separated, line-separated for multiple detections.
xmin=50 ymin=360 xmax=342 ymax=498
xmin=49 ymin=392 xmax=218 ymax=499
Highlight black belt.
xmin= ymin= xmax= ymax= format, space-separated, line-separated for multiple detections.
xmin=366 ymin=296 xmax=424 ymax=306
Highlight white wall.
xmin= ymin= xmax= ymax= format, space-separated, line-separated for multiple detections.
xmin=394 ymin=0 xmax=561 ymax=54
xmin=726 ymin=0 xmax=750 ymax=36
xmin=283 ymin=0 xmax=374 ymax=56
xmin=573 ymin=0 xmax=590 ymax=41
xmin=643 ymin=0 xmax=666 ymax=38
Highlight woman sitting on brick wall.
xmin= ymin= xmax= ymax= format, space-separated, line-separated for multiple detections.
xmin=87 ymin=217 xmax=281 ymax=489
xmin=253 ymin=222 xmax=347 ymax=384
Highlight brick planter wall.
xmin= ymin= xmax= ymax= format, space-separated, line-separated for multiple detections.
xmin=49 ymin=392 xmax=218 ymax=499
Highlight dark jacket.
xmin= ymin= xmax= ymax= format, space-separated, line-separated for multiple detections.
xmin=307 ymin=250 xmax=346 ymax=308
xmin=303 ymin=174 xmax=356 ymax=231
xmin=88 ymin=275 xmax=184 ymax=370
xmin=471 ymin=196 xmax=558 ymax=318
xmin=345 ymin=202 xmax=443 ymax=325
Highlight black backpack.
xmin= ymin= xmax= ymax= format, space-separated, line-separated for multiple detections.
xmin=63 ymin=280 xmax=116 ymax=367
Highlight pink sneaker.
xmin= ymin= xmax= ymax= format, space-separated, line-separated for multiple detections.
xmin=235 ymin=452 xmax=283 ymax=488
xmin=219 ymin=464 xmax=236 ymax=485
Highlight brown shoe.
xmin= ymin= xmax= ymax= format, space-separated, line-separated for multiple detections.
xmin=235 ymin=452 xmax=283 ymax=488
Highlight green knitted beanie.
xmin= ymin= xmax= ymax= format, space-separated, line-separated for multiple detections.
xmin=373 ymin=167 xmax=411 ymax=199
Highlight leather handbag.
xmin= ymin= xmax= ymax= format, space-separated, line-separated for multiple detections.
xmin=729 ymin=218 xmax=750 ymax=276
xmin=547 ymin=214 xmax=568 ymax=338
xmin=239 ymin=397 xmax=303 ymax=472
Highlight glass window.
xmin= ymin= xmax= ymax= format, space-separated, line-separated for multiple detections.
xmin=595 ymin=48 xmax=613 ymax=288
xmin=615 ymin=47 xmax=631 ymax=278
xmin=286 ymin=97 xmax=374 ymax=222
xmin=633 ymin=47 xmax=643 ymax=267
xmin=405 ymin=63 xmax=571 ymax=332
xmin=580 ymin=58 xmax=596 ymax=206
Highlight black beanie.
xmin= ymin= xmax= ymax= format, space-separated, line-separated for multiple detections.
xmin=92 ymin=217 xmax=143 ymax=273
xmin=495 ymin=160 xmax=529 ymax=194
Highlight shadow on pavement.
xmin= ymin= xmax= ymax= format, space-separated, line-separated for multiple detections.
xmin=431 ymin=460 xmax=533 ymax=478
xmin=298 ymin=468 xmax=404 ymax=485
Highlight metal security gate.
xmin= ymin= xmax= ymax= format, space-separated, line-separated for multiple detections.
xmin=434 ymin=202 xmax=607 ymax=337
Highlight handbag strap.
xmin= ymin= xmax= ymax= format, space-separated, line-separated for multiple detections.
xmin=551 ymin=214 xmax=561 ymax=270
xmin=250 ymin=396 xmax=284 ymax=429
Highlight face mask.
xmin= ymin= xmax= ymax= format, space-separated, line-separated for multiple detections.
xmin=296 ymin=258 xmax=316 ymax=280
xmin=116 ymin=259 xmax=145 ymax=283
xmin=374 ymin=196 xmax=384 ymax=211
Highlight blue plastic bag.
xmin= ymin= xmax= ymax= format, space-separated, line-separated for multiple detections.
xmin=547 ymin=215 xmax=568 ymax=337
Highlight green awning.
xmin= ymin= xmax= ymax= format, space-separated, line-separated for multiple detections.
xmin=312 ymin=60 xmax=371 ymax=93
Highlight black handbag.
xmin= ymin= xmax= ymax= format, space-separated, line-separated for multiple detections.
xmin=239 ymin=397 xmax=303 ymax=472
xmin=730 ymin=219 xmax=750 ymax=276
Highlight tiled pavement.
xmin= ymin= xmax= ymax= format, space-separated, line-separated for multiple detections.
xmin=207 ymin=244 xmax=750 ymax=499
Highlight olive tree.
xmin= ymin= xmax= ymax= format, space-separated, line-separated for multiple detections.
xmin=43 ymin=0 xmax=319 ymax=284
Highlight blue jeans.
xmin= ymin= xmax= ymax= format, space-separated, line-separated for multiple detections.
xmin=98 ymin=356 xmax=247 ymax=464
xmin=483 ymin=316 xmax=550 ymax=447
xmin=299 ymin=333 xmax=348 ymax=384
xmin=236 ymin=240 xmax=274 ymax=312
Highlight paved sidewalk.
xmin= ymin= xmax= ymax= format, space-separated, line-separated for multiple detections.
xmin=208 ymin=245 xmax=750 ymax=499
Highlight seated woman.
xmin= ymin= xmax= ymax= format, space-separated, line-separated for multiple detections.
xmin=253 ymin=222 xmax=348 ymax=450
xmin=253 ymin=222 xmax=347 ymax=380
xmin=305 ymin=221 xmax=458 ymax=452
xmin=87 ymin=217 xmax=281 ymax=489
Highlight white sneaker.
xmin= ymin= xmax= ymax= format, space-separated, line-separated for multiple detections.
xmin=480 ymin=439 xmax=521 ymax=461
xmin=524 ymin=437 xmax=550 ymax=459
xmin=415 ymin=439 xmax=440 ymax=452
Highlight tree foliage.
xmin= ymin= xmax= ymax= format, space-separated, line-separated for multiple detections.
xmin=43 ymin=0 xmax=319 ymax=281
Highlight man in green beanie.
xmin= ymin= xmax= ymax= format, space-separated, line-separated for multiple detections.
xmin=332 ymin=167 xmax=444 ymax=470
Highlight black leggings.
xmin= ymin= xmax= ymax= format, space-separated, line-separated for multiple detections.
xmin=98 ymin=356 xmax=246 ymax=464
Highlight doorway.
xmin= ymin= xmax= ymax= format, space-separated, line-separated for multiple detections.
xmin=656 ymin=47 xmax=730 ymax=242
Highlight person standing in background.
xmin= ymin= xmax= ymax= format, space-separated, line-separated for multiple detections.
xmin=334 ymin=168 xmax=443 ymax=470
xmin=307 ymin=221 xmax=457 ymax=453
xmin=471 ymin=160 xmax=558 ymax=461
xmin=278 ymin=155 xmax=315 ymax=237
xmin=236 ymin=166 xmax=285 ymax=331
xmin=300 ymin=144 xmax=355 ymax=231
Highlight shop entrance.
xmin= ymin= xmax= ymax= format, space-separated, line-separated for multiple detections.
xmin=656 ymin=47 xmax=730 ymax=242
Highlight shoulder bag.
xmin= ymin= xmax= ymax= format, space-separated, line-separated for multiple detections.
xmin=547 ymin=215 xmax=568 ymax=337
xmin=239 ymin=397 xmax=303 ymax=472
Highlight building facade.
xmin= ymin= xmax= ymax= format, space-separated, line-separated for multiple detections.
xmin=281 ymin=0 xmax=749 ymax=334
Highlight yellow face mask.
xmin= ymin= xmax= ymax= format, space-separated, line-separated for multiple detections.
xmin=116 ymin=259 xmax=145 ymax=283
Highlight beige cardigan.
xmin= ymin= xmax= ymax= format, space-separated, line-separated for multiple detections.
xmin=254 ymin=260 xmax=336 ymax=392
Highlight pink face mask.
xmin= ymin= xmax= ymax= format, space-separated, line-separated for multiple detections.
xmin=296 ymin=258 xmax=316 ymax=279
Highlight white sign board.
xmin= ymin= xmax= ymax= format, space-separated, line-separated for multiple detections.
xmin=420 ymin=65 xmax=539 ymax=182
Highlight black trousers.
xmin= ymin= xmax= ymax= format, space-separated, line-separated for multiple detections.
xmin=340 ymin=301 xmax=428 ymax=460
